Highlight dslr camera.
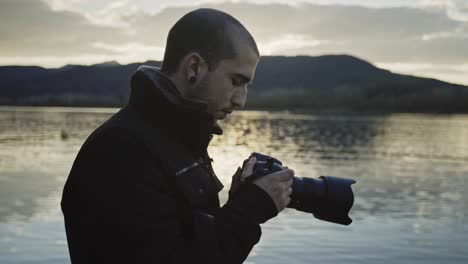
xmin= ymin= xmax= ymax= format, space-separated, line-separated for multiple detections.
xmin=244 ymin=152 xmax=356 ymax=225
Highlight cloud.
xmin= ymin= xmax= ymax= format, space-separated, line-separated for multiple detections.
xmin=114 ymin=2 xmax=467 ymax=63
xmin=419 ymin=0 xmax=468 ymax=21
xmin=258 ymin=34 xmax=331 ymax=55
xmin=0 ymin=0 xmax=127 ymax=57
xmin=186 ymin=3 xmax=467 ymax=64
xmin=91 ymin=42 xmax=165 ymax=63
xmin=83 ymin=1 xmax=137 ymax=28
xmin=376 ymin=62 xmax=468 ymax=85
xmin=1 ymin=1 xmax=468 ymax=84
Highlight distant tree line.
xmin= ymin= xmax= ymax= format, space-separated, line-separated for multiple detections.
xmin=0 ymin=55 xmax=467 ymax=113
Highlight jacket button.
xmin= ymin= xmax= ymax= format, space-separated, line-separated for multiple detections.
xmin=198 ymin=188 xmax=204 ymax=194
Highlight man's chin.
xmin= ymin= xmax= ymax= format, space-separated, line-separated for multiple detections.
xmin=212 ymin=120 xmax=223 ymax=135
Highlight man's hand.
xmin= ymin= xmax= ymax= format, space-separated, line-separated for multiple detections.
xmin=228 ymin=156 xmax=257 ymax=199
xmin=252 ymin=168 xmax=294 ymax=213
xmin=229 ymin=155 xmax=294 ymax=213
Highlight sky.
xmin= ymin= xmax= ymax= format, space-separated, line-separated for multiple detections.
xmin=1 ymin=0 xmax=468 ymax=85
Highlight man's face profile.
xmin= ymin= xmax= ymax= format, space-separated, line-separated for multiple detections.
xmin=186 ymin=44 xmax=259 ymax=120
xmin=161 ymin=8 xmax=260 ymax=121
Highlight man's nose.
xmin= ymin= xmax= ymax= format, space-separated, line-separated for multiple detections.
xmin=231 ymin=86 xmax=248 ymax=110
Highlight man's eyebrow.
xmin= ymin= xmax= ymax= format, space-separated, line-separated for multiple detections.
xmin=232 ymin=73 xmax=252 ymax=84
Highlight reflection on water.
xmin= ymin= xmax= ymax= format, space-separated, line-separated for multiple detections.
xmin=0 ymin=107 xmax=467 ymax=264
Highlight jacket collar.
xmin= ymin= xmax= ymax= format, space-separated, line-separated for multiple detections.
xmin=127 ymin=65 xmax=223 ymax=156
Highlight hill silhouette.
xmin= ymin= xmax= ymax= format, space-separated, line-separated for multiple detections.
xmin=0 ymin=55 xmax=467 ymax=113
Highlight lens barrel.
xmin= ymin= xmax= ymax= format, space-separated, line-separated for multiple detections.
xmin=289 ymin=176 xmax=356 ymax=225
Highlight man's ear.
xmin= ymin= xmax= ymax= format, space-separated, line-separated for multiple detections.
xmin=181 ymin=52 xmax=208 ymax=85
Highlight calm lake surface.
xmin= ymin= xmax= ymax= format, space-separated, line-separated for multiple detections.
xmin=0 ymin=106 xmax=467 ymax=264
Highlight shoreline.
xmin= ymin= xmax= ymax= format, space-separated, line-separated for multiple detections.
xmin=1 ymin=105 xmax=468 ymax=115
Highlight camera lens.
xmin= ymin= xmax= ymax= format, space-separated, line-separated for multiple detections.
xmin=289 ymin=176 xmax=356 ymax=225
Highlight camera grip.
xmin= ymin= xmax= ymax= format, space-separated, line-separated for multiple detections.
xmin=242 ymin=152 xmax=285 ymax=183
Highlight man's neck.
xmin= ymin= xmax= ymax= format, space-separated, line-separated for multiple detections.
xmin=166 ymin=73 xmax=188 ymax=98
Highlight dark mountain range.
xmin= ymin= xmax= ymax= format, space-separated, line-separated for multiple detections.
xmin=0 ymin=55 xmax=467 ymax=113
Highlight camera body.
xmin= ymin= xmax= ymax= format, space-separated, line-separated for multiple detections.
xmin=245 ymin=152 xmax=356 ymax=225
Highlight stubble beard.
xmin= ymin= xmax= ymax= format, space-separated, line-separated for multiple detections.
xmin=190 ymin=75 xmax=218 ymax=117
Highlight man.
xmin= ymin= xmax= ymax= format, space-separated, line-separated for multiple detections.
xmin=61 ymin=8 xmax=294 ymax=263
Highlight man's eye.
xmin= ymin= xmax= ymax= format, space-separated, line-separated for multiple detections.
xmin=231 ymin=78 xmax=241 ymax=86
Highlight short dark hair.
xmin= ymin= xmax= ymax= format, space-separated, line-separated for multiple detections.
xmin=161 ymin=8 xmax=259 ymax=75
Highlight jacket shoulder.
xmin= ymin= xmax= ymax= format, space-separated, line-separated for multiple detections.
xmin=82 ymin=106 xmax=160 ymax=153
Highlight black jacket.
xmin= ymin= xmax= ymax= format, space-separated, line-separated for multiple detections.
xmin=61 ymin=66 xmax=278 ymax=263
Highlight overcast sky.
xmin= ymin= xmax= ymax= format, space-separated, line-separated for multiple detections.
xmin=1 ymin=0 xmax=467 ymax=85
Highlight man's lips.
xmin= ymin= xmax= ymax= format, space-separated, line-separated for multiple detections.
xmin=216 ymin=109 xmax=233 ymax=120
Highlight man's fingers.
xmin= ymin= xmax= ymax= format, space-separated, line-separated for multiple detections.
xmin=268 ymin=169 xmax=294 ymax=181
xmin=241 ymin=156 xmax=256 ymax=181
xmin=232 ymin=166 xmax=242 ymax=180
xmin=280 ymin=179 xmax=293 ymax=190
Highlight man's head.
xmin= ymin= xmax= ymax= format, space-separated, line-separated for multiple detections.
xmin=161 ymin=8 xmax=260 ymax=120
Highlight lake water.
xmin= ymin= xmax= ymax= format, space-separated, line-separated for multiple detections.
xmin=0 ymin=106 xmax=467 ymax=264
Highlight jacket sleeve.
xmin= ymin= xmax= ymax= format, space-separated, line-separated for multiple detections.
xmin=61 ymin=128 xmax=278 ymax=264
